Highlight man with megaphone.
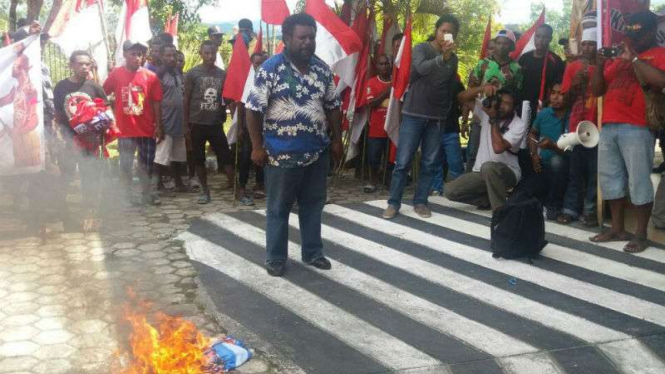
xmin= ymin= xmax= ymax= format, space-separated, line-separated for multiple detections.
xmin=590 ymin=11 xmax=665 ymax=254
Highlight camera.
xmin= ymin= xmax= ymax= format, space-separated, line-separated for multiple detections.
xmin=599 ymin=46 xmax=622 ymax=58
xmin=482 ymin=95 xmax=500 ymax=109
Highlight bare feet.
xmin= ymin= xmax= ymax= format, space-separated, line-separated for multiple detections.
xmin=624 ymin=237 xmax=649 ymax=253
xmin=589 ymin=231 xmax=632 ymax=243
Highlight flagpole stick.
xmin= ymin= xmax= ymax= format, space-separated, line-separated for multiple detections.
xmin=95 ymin=1 xmax=112 ymax=66
xmin=233 ymin=113 xmax=239 ymax=208
xmin=360 ymin=127 xmax=367 ymax=187
xmin=597 ymin=97 xmax=603 ymax=228
xmin=332 ymin=129 xmax=352 ymax=187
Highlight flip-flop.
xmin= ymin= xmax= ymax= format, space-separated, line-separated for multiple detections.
xmin=253 ymin=190 xmax=266 ymax=199
xmin=557 ymin=213 xmax=574 ymax=224
xmin=624 ymin=238 xmax=649 ymax=253
xmin=197 ymin=194 xmax=211 ymax=205
xmin=589 ymin=231 xmax=632 ymax=243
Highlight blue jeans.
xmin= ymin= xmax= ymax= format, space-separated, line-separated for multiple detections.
xmin=431 ymin=132 xmax=464 ymax=194
xmin=388 ymin=114 xmax=443 ymax=208
xmin=598 ymin=123 xmax=655 ymax=205
xmin=265 ymin=150 xmax=329 ymax=263
xmin=562 ymin=146 xmax=597 ymax=218
xmin=542 ymin=153 xmax=569 ymax=212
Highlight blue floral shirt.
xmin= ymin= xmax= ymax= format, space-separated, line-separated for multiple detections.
xmin=246 ymin=52 xmax=341 ymax=168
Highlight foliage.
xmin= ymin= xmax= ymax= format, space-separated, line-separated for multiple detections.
xmin=526 ymin=0 xmax=572 ymax=57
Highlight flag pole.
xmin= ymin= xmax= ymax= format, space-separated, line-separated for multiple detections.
xmin=95 ymin=0 xmax=112 ymax=67
xmin=596 ymin=0 xmax=604 ymax=229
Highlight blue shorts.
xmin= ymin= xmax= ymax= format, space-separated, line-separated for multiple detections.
xmin=598 ymin=123 xmax=655 ymax=205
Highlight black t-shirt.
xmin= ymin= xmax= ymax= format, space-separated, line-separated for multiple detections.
xmin=184 ymin=65 xmax=227 ymax=126
xmin=444 ymin=80 xmax=466 ymax=134
xmin=53 ymin=79 xmax=108 ymax=134
xmin=518 ymin=51 xmax=565 ymax=123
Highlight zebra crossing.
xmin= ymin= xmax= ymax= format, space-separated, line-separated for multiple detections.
xmin=179 ymin=199 xmax=665 ymax=374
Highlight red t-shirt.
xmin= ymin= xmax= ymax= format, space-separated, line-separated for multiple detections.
xmin=602 ymin=47 xmax=665 ymax=127
xmin=103 ymin=66 xmax=163 ymax=138
xmin=365 ymin=76 xmax=391 ymax=138
xmin=561 ymin=60 xmax=597 ymax=132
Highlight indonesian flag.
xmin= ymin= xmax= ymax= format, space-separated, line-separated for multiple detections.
xmin=384 ymin=17 xmax=412 ymax=146
xmin=253 ymin=25 xmax=263 ymax=54
xmin=345 ymin=7 xmax=374 ymax=160
xmin=306 ymin=0 xmax=363 ymax=91
xmin=597 ymin=0 xmax=650 ymax=48
xmin=164 ymin=13 xmax=179 ymax=48
xmin=50 ymin=0 xmax=109 ymax=80
xmin=480 ymin=16 xmax=492 ymax=59
xmin=510 ymin=9 xmax=545 ymax=59
xmin=223 ymin=34 xmax=254 ymax=145
xmin=378 ymin=11 xmax=401 ymax=56
xmin=114 ymin=0 xmax=152 ymax=67
xmin=262 ymin=0 xmax=291 ymax=25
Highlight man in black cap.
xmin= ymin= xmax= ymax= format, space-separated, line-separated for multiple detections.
xmin=103 ymin=40 xmax=164 ymax=205
xmin=207 ymin=26 xmax=226 ymax=69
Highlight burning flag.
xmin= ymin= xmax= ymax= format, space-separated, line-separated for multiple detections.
xmin=0 ymin=35 xmax=45 ymax=176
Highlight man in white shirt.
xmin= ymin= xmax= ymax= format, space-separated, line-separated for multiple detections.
xmin=444 ymin=85 xmax=528 ymax=210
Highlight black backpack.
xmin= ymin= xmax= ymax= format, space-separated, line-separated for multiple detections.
xmin=490 ymin=192 xmax=548 ymax=261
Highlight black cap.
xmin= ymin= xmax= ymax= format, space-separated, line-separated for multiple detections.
xmin=122 ymin=40 xmax=149 ymax=52
xmin=207 ymin=26 xmax=224 ymax=36
xmin=238 ymin=19 xmax=253 ymax=31
xmin=626 ymin=11 xmax=659 ymax=31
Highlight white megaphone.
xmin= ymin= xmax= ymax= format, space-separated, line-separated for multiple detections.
xmin=557 ymin=121 xmax=599 ymax=151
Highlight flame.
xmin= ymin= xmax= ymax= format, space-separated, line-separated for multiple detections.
xmin=115 ymin=290 xmax=212 ymax=374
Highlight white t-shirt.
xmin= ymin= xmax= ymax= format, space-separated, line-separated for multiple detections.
xmin=472 ymin=99 xmax=528 ymax=181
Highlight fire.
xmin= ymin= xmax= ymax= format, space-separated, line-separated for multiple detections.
xmin=115 ymin=291 xmax=212 ymax=374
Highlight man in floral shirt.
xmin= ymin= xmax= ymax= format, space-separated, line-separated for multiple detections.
xmin=246 ymin=13 xmax=343 ymax=277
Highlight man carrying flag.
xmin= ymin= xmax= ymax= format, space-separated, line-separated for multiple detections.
xmin=246 ymin=13 xmax=343 ymax=277
xmin=382 ymin=14 xmax=460 ymax=220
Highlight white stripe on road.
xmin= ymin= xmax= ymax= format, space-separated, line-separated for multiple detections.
xmin=599 ymin=339 xmax=665 ymax=374
xmin=206 ymin=213 xmax=538 ymax=357
xmin=178 ymin=231 xmax=441 ymax=371
xmin=326 ymin=204 xmax=665 ymax=328
xmin=499 ymin=353 xmax=564 ymax=374
xmin=369 ymin=200 xmax=665 ymax=293
xmin=431 ymin=196 xmax=665 ymax=265
xmin=249 ymin=211 xmax=628 ymax=344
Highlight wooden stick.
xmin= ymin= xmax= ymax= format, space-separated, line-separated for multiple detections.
xmin=597 ymin=96 xmax=603 ymax=228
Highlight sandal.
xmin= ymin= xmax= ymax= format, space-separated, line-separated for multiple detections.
xmin=363 ymin=184 xmax=377 ymax=193
xmin=580 ymin=214 xmax=599 ymax=227
xmin=557 ymin=213 xmax=574 ymax=224
xmin=253 ymin=189 xmax=266 ymax=199
xmin=197 ymin=193 xmax=211 ymax=205
xmin=624 ymin=238 xmax=649 ymax=253
xmin=589 ymin=231 xmax=632 ymax=243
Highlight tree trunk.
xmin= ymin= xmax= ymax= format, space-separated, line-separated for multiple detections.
xmin=44 ymin=0 xmax=64 ymax=33
xmin=9 ymin=0 xmax=20 ymax=31
xmin=27 ymin=0 xmax=44 ymax=22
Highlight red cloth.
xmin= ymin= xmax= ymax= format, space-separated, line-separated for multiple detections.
xmin=261 ymin=0 xmax=290 ymax=25
xmin=561 ymin=60 xmax=597 ymax=132
xmin=365 ymin=76 xmax=390 ymax=138
xmin=223 ymin=35 xmax=251 ymax=102
xmin=103 ymin=66 xmax=162 ymax=138
xmin=602 ymin=47 xmax=665 ymax=127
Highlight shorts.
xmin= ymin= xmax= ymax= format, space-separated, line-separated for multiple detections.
xmin=154 ymin=135 xmax=187 ymax=165
xmin=118 ymin=137 xmax=156 ymax=176
xmin=190 ymin=124 xmax=233 ymax=167
xmin=598 ymin=123 xmax=655 ymax=205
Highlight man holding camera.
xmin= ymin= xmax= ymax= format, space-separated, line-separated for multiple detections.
xmin=590 ymin=11 xmax=665 ymax=253
xmin=444 ymin=85 xmax=528 ymax=210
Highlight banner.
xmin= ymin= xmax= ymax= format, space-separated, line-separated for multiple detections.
xmin=0 ymin=35 xmax=45 ymax=176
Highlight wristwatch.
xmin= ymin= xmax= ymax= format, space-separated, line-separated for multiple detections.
xmin=632 ymin=56 xmax=639 ymax=64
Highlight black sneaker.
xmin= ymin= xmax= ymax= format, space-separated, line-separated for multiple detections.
xmin=265 ymin=261 xmax=286 ymax=277
xmin=308 ymin=257 xmax=332 ymax=270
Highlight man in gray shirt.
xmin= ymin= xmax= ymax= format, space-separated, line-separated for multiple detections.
xmin=154 ymin=44 xmax=187 ymax=192
xmin=383 ymin=14 xmax=459 ymax=220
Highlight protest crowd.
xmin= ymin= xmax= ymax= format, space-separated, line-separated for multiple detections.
xmin=1 ymin=0 xmax=665 ymax=277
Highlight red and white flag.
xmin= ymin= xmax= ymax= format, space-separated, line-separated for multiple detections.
xmin=378 ymin=11 xmax=401 ymax=56
xmin=50 ymin=0 xmax=110 ymax=79
xmin=164 ymin=13 xmax=179 ymax=48
xmin=114 ymin=0 xmax=152 ymax=67
xmin=262 ymin=0 xmax=291 ymax=25
xmin=479 ymin=16 xmax=492 ymax=59
xmin=253 ymin=24 xmax=263 ymax=54
xmin=510 ymin=9 xmax=545 ymax=59
xmin=597 ymin=0 xmax=650 ymax=48
xmin=306 ymin=0 xmax=363 ymax=91
xmin=384 ymin=17 xmax=412 ymax=146
xmin=223 ymin=34 xmax=254 ymax=145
